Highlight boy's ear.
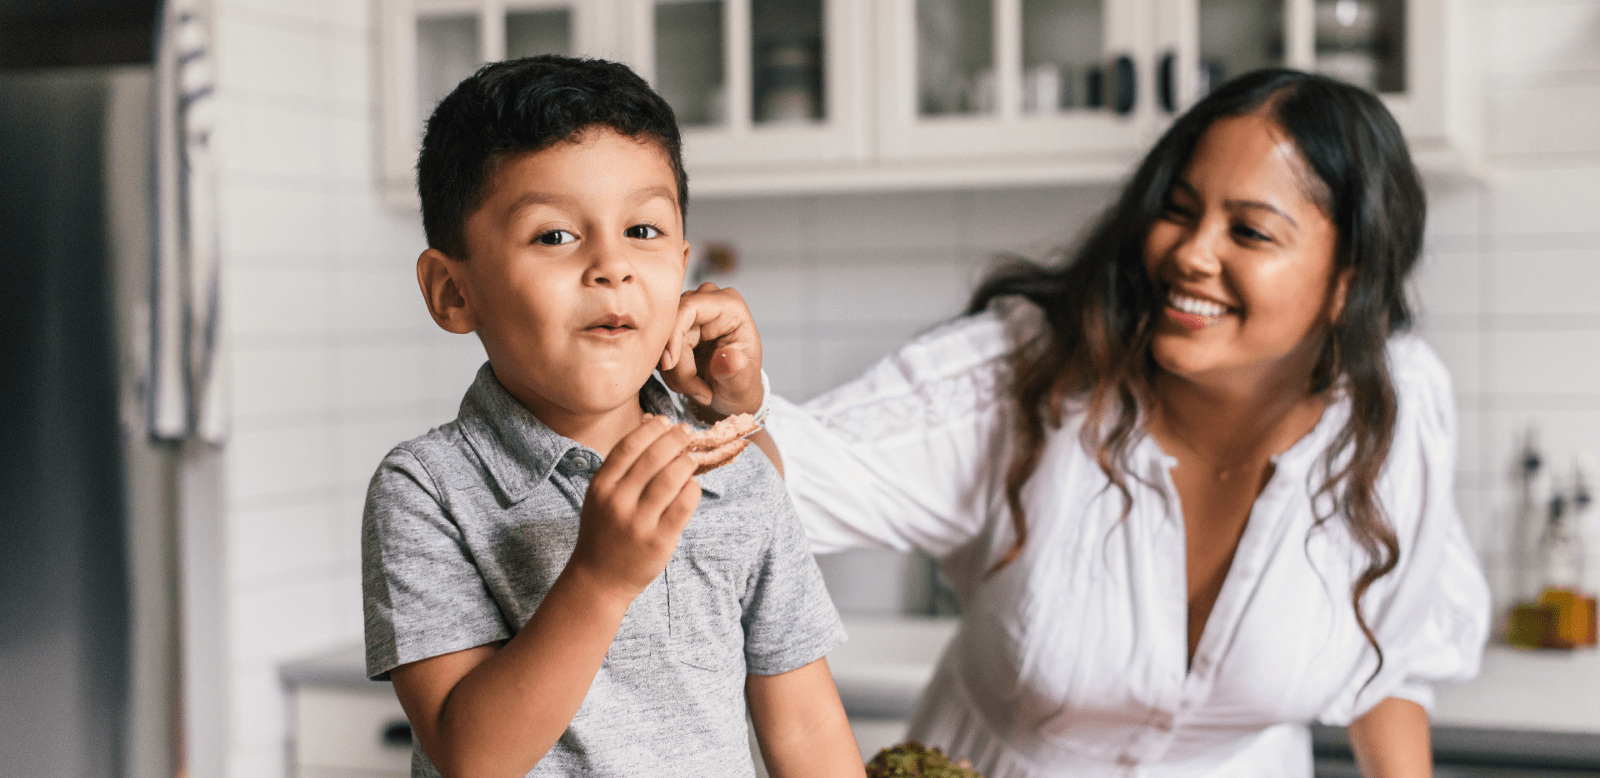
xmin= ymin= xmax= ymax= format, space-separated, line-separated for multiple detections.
xmin=681 ymin=240 xmax=692 ymax=272
xmin=417 ymin=248 xmax=477 ymax=334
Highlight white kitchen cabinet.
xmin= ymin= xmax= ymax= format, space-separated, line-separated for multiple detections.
xmin=375 ymin=0 xmax=1481 ymax=204
xmin=1170 ymin=0 xmax=1483 ymax=175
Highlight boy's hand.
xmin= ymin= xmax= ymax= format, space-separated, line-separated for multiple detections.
xmin=569 ymin=416 xmax=702 ymax=600
xmin=661 ymin=283 xmax=763 ymax=419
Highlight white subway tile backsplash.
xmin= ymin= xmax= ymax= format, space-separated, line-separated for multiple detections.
xmin=214 ymin=16 xmax=330 ymax=103
xmin=228 ymin=499 xmax=343 ymax=585
xmin=968 ymin=184 xmax=1114 ymax=255
xmin=687 ymin=196 xmax=808 ymax=253
xmin=1488 ymin=165 xmax=1600 ymax=236
xmin=215 ymin=100 xmax=331 ymax=180
xmin=232 ymin=344 xmax=335 ymax=420
xmin=330 ymin=112 xmax=373 ymax=183
xmin=340 ymin=414 xmax=435 ymax=488
xmin=333 ymin=192 xmax=428 ymax=263
xmin=1489 ymin=248 xmax=1600 ymax=315
xmin=225 ymin=668 xmax=288 ymax=765
xmin=221 ymin=0 xmax=336 ymax=28
xmin=758 ymin=333 xmax=812 ymax=400
xmin=1410 ymin=249 xmax=1482 ymax=323
xmin=1488 ymin=1 xmax=1600 ymax=76
xmin=429 ymin=337 xmax=491 ymax=406
xmin=1488 ymin=330 xmax=1600 ymax=395
xmin=336 ymin=344 xmax=430 ymax=411
xmin=816 ymin=334 xmax=921 ymax=393
xmin=1421 ymin=178 xmax=1483 ymax=240
xmin=329 ymin=37 xmax=373 ymax=110
xmin=719 ymin=263 xmax=809 ymax=328
xmin=333 ymin=266 xmax=433 ymax=334
xmin=220 ymin=181 xmax=337 ymax=258
xmin=1419 ymin=330 xmax=1482 ymax=396
xmin=228 ymin=264 xmax=334 ymax=337
xmin=228 ymin=421 xmax=338 ymax=502
xmin=1486 ymin=408 xmax=1600 ymax=483
xmin=813 ymin=190 xmax=966 ymax=251
xmin=229 ymin=573 xmax=348 ymax=665
xmin=1456 ymin=406 xmax=1487 ymax=480
xmin=1489 ymin=82 xmax=1600 ymax=157
xmin=815 ymin=263 xmax=974 ymax=328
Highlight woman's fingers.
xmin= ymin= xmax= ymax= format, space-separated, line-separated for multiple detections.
xmin=662 ymin=284 xmax=763 ymax=413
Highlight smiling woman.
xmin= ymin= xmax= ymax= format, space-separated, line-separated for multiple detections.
xmin=709 ymin=68 xmax=1489 ymax=778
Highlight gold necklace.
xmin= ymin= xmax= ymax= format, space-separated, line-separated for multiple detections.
xmin=1157 ymin=410 xmax=1269 ymax=483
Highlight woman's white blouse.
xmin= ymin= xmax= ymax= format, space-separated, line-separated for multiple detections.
xmin=767 ymin=304 xmax=1489 ymax=778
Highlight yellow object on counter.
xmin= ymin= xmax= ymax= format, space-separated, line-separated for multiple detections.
xmin=1506 ymin=587 xmax=1598 ymax=649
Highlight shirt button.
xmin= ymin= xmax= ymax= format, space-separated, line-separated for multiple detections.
xmin=569 ymin=455 xmax=590 ymax=471
xmin=1152 ymin=712 xmax=1173 ymax=731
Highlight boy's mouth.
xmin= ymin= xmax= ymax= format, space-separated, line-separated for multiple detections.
xmin=583 ymin=313 xmax=636 ymax=335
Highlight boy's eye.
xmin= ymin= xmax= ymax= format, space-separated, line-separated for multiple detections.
xmin=535 ymin=229 xmax=576 ymax=246
xmin=624 ymin=224 xmax=661 ymax=240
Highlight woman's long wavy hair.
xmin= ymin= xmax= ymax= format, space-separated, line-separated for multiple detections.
xmin=969 ymin=69 xmax=1425 ymax=674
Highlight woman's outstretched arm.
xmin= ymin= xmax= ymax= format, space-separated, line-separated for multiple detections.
xmin=1347 ymin=697 xmax=1432 ymax=778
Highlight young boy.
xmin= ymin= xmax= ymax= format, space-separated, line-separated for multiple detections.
xmin=361 ymin=56 xmax=864 ymax=777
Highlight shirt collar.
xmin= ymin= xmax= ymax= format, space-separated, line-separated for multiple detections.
xmin=456 ymin=362 xmax=720 ymax=504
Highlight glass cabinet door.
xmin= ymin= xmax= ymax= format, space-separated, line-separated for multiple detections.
xmin=1313 ymin=0 xmax=1404 ymax=94
xmin=1196 ymin=0 xmax=1285 ymax=95
xmin=416 ymin=12 xmax=482 ymax=130
xmin=620 ymin=0 xmax=866 ymax=181
xmin=878 ymin=0 xmax=1150 ymax=167
xmin=1186 ymin=0 xmax=1408 ymax=101
xmin=917 ymin=0 xmax=995 ymax=117
xmin=506 ymin=6 xmax=574 ymax=59
xmin=1021 ymin=0 xmax=1108 ymax=115
xmin=415 ymin=3 xmax=578 ymax=135
xmin=654 ymin=0 xmax=727 ymax=128
xmin=751 ymin=0 xmax=825 ymax=125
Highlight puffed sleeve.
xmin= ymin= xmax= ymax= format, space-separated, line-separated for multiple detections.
xmin=1317 ymin=334 xmax=1491 ymax=723
xmin=766 ymin=303 xmax=1033 ymax=558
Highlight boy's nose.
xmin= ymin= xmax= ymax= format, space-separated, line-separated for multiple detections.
xmin=582 ymin=238 xmax=635 ymax=286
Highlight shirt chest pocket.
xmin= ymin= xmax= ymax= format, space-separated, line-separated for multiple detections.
xmin=665 ymin=545 xmax=752 ymax=672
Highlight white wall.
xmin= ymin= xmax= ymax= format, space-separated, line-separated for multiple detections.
xmin=210 ymin=1 xmax=484 ymax=775
xmin=205 ymin=0 xmax=1600 ymax=774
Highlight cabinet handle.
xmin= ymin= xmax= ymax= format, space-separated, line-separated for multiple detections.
xmin=1159 ymin=52 xmax=1176 ymax=113
xmin=1114 ymin=55 xmax=1136 ymax=116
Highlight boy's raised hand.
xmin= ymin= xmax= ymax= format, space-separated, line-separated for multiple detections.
xmin=569 ymin=416 xmax=702 ymax=600
xmin=661 ymin=283 xmax=764 ymax=419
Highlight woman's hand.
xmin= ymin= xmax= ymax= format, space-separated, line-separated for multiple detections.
xmin=660 ymin=283 xmax=764 ymax=419
xmin=1347 ymin=697 xmax=1432 ymax=778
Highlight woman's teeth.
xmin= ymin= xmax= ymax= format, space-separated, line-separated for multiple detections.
xmin=1169 ymin=293 xmax=1227 ymax=318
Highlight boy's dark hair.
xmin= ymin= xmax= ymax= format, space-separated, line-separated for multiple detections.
xmin=417 ymin=55 xmax=688 ymax=259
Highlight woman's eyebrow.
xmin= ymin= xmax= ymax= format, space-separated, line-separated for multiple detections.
xmin=1225 ymin=198 xmax=1298 ymax=228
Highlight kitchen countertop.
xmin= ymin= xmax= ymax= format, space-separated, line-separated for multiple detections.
xmin=281 ymin=620 xmax=1600 ymax=767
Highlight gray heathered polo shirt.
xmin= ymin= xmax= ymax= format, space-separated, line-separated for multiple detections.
xmin=362 ymin=363 xmax=846 ymax=778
